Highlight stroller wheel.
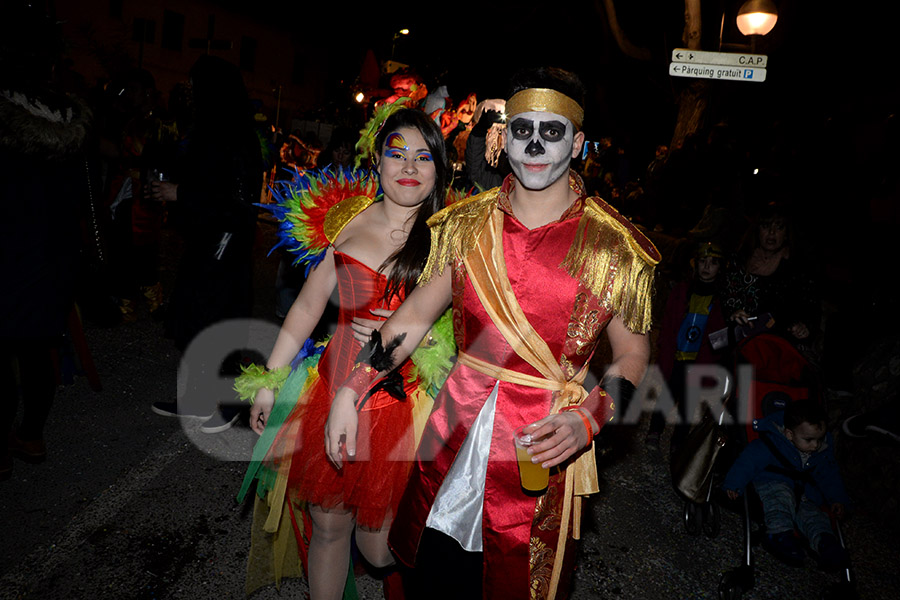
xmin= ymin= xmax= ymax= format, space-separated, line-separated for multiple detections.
xmin=702 ymin=501 xmax=721 ymax=537
xmin=718 ymin=572 xmax=743 ymax=600
xmin=684 ymin=501 xmax=702 ymax=536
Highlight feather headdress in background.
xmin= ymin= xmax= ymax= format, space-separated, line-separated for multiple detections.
xmin=354 ymin=96 xmax=412 ymax=168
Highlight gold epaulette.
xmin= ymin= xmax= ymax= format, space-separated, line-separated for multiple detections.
xmin=418 ymin=187 xmax=500 ymax=284
xmin=323 ymin=195 xmax=377 ymax=245
xmin=561 ymin=197 xmax=661 ymax=334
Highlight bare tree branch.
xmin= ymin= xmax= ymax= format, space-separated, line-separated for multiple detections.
xmin=671 ymin=0 xmax=708 ymax=150
xmin=598 ymin=0 xmax=652 ymax=61
xmin=683 ymin=0 xmax=702 ymax=49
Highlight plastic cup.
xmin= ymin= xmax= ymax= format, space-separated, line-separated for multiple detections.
xmin=147 ymin=168 xmax=170 ymax=182
xmin=514 ymin=425 xmax=549 ymax=493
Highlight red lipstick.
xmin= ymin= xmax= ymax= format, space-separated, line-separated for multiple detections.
xmin=397 ymin=179 xmax=421 ymax=186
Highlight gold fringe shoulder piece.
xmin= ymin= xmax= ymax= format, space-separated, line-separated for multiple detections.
xmin=417 ymin=187 xmax=500 ymax=284
xmin=323 ymin=194 xmax=377 ymax=245
xmin=561 ymin=197 xmax=661 ymax=334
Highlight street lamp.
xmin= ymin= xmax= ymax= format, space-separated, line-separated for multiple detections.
xmin=391 ymin=28 xmax=409 ymax=58
xmin=736 ymin=0 xmax=778 ymax=36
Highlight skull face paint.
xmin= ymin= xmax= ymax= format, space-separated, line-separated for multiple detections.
xmin=505 ymin=111 xmax=575 ymax=190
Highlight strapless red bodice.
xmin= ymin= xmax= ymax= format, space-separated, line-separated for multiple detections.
xmin=316 ymin=251 xmax=405 ymax=394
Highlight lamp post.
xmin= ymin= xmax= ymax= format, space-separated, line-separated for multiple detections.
xmin=354 ymin=90 xmax=367 ymax=121
xmin=391 ymin=28 xmax=409 ymax=59
xmin=736 ymin=0 xmax=778 ymax=53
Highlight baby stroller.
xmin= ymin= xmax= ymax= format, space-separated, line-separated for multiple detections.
xmin=712 ymin=333 xmax=856 ymax=600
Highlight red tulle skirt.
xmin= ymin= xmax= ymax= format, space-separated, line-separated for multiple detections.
xmin=272 ymin=367 xmax=419 ymax=530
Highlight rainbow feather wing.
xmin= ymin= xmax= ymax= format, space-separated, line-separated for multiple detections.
xmin=262 ymin=166 xmax=379 ymax=275
xmin=446 ymin=185 xmax=477 ymax=206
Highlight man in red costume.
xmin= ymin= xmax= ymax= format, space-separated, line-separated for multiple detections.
xmin=327 ymin=67 xmax=660 ymax=599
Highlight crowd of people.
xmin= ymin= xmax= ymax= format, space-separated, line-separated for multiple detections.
xmin=4 ymin=6 xmax=898 ymax=600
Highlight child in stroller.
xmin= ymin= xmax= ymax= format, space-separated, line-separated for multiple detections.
xmin=723 ymin=398 xmax=850 ymax=571
xmin=675 ymin=331 xmax=855 ymax=598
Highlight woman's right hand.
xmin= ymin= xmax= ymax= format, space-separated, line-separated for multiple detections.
xmin=250 ymin=387 xmax=275 ymax=435
xmin=325 ymin=387 xmax=359 ymax=469
xmin=788 ymin=322 xmax=809 ymax=340
xmin=730 ymin=310 xmax=751 ymax=325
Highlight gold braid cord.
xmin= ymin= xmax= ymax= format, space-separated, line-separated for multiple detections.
xmin=419 ymin=189 xmax=660 ymax=335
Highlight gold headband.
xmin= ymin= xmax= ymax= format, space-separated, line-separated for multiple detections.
xmin=506 ymin=88 xmax=584 ymax=130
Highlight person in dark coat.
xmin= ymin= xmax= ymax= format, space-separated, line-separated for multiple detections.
xmin=1 ymin=1 xmax=92 ymax=478
xmin=148 ymin=55 xmax=263 ymax=432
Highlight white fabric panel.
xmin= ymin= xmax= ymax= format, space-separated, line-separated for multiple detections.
xmin=424 ymin=380 xmax=499 ymax=552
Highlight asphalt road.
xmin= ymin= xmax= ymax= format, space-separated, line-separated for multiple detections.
xmin=3 ymin=218 xmax=898 ymax=600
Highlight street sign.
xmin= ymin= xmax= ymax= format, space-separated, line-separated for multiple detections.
xmin=669 ymin=62 xmax=767 ymax=82
xmin=671 ymin=48 xmax=767 ymax=68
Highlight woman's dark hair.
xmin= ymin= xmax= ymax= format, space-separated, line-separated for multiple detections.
xmin=316 ymin=127 xmax=357 ymax=169
xmin=189 ymin=55 xmax=253 ymax=137
xmin=375 ymin=108 xmax=449 ymax=301
xmin=737 ymin=200 xmax=794 ymax=261
xmin=186 ymin=55 xmax=262 ymax=172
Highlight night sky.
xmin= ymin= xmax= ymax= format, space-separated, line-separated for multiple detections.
xmin=232 ymin=0 xmax=898 ymax=145
xmin=205 ymin=0 xmax=900 ymax=319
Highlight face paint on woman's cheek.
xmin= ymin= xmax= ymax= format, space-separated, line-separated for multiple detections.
xmin=506 ymin=112 xmax=575 ymax=190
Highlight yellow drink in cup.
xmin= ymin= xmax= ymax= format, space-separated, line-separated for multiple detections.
xmin=514 ymin=426 xmax=549 ymax=492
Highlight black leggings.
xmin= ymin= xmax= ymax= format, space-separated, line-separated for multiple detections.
xmin=2 ymin=338 xmax=57 ymax=440
xmin=405 ymin=528 xmax=483 ymax=599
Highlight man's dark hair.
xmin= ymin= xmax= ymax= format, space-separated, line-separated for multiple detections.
xmin=507 ymin=67 xmax=586 ymax=109
xmin=783 ymin=398 xmax=827 ymax=430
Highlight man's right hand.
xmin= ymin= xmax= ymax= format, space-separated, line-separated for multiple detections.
xmin=473 ymin=99 xmax=506 ymax=124
xmin=149 ymin=180 xmax=178 ymax=202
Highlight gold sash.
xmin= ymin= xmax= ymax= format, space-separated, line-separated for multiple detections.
xmin=460 ymin=206 xmax=599 ymax=600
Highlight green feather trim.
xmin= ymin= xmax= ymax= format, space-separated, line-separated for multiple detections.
xmin=354 ymin=96 xmax=412 ymax=168
xmin=233 ymin=364 xmax=292 ymax=403
xmin=237 ymin=354 xmax=323 ymax=503
xmin=409 ymin=308 xmax=457 ymax=397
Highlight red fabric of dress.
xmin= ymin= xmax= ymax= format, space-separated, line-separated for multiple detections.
xmin=273 ymin=251 xmax=419 ymax=529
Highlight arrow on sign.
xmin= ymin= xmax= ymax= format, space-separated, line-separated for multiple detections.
xmin=669 ymin=62 xmax=766 ymax=82
xmin=671 ymin=48 xmax=767 ymax=67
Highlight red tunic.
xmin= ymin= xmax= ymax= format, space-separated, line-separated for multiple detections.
xmin=389 ymin=184 xmax=616 ymax=599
